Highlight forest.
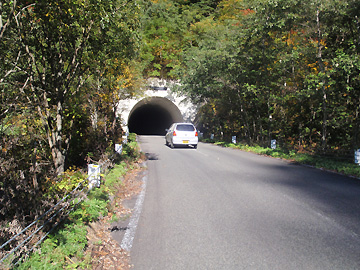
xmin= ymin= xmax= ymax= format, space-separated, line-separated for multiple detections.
xmin=146 ymin=0 xmax=360 ymax=154
xmin=1 ymin=0 xmax=360 ymax=264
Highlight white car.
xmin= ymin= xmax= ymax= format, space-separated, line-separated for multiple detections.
xmin=165 ymin=123 xmax=198 ymax=149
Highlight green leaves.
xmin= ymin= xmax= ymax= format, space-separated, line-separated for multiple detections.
xmin=174 ymin=0 xmax=360 ymax=151
xmin=0 ymin=0 xmax=142 ymax=174
xmin=0 ymin=1 xmax=142 ymax=252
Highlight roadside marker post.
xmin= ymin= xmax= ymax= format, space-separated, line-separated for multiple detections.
xmin=115 ymin=144 xmax=123 ymax=154
xmin=355 ymin=149 xmax=360 ymax=165
xmin=88 ymin=164 xmax=101 ymax=189
xmin=271 ymin=139 xmax=277 ymax=150
xmin=122 ymin=135 xmax=128 ymax=144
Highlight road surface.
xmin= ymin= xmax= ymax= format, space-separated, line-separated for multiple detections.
xmin=129 ymin=136 xmax=360 ymax=269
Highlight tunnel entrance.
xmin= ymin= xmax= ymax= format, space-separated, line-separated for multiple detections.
xmin=128 ymin=104 xmax=173 ymax=135
xmin=127 ymin=97 xmax=183 ymax=135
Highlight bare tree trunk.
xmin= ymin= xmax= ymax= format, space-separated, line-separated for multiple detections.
xmin=53 ymin=100 xmax=65 ymax=175
xmin=355 ymin=16 xmax=360 ymax=48
xmin=236 ymin=90 xmax=252 ymax=144
xmin=261 ymin=28 xmax=272 ymax=147
xmin=41 ymin=92 xmax=66 ymax=175
xmin=354 ymin=98 xmax=360 ymax=149
xmin=31 ymin=144 xmax=38 ymax=189
xmin=0 ymin=0 xmax=17 ymax=39
xmin=353 ymin=16 xmax=360 ymax=149
xmin=316 ymin=7 xmax=328 ymax=151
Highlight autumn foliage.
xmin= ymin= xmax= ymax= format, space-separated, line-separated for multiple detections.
xmin=1 ymin=0 xmax=360 ymax=264
xmin=0 ymin=0 xmax=142 ymax=253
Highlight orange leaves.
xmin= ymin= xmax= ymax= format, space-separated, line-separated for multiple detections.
xmin=218 ymin=0 xmax=254 ymax=21
xmin=308 ymin=62 xmax=318 ymax=73
xmin=115 ymin=63 xmax=136 ymax=90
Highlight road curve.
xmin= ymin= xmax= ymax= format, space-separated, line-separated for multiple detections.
xmin=130 ymin=136 xmax=360 ymax=270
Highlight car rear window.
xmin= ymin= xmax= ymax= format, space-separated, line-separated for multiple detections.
xmin=176 ymin=124 xmax=195 ymax=131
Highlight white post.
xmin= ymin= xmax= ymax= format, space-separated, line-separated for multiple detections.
xmin=88 ymin=164 xmax=101 ymax=189
xmin=122 ymin=135 xmax=128 ymax=144
xmin=115 ymin=144 xmax=123 ymax=154
xmin=355 ymin=149 xmax=360 ymax=165
xmin=271 ymin=139 xmax=277 ymax=150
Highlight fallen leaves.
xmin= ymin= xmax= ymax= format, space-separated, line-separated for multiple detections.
xmin=84 ymin=161 xmax=145 ymax=269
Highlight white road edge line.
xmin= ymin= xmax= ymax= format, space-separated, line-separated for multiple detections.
xmin=120 ymin=170 xmax=148 ymax=251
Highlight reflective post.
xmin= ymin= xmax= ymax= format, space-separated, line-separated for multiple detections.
xmin=88 ymin=164 xmax=101 ymax=189
xmin=271 ymin=139 xmax=276 ymax=150
xmin=115 ymin=144 xmax=123 ymax=154
xmin=355 ymin=149 xmax=360 ymax=165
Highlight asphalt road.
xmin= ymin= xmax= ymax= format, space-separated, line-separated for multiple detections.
xmin=130 ymin=136 xmax=360 ymax=270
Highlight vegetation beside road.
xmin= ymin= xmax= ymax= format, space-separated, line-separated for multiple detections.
xmin=2 ymin=134 xmax=143 ymax=269
xmin=205 ymin=139 xmax=360 ymax=179
xmin=2 ymin=0 xmax=360 ymax=266
xmin=174 ymin=0 xmax=360 ymax=158
xmin=1 ymin=0 xmax=143 ymax=262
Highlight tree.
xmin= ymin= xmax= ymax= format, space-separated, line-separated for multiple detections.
xmin=3 ymin=0 xmax=141 ymax=174
xmin=177 ymin=0 xmax=360 ymax=152
xmin=141 ymin=0 xmax=222 ymax=79
xmin=0 ymin=0 xmax=143 ymax=243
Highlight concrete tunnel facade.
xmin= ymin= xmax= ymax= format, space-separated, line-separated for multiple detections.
xmin=116 ymin=79 xmax=199 ymax=135
xmin=128 ymin=97 xmax=183 ymax=135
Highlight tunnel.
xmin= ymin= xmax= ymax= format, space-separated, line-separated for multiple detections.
xmin=128 ymin=97 xmax=183 ymax=135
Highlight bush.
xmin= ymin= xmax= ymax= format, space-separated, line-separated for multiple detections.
xmin=104 ymin=162 xmax=128 ymax=189
xmin=16 ymin=222 xmax=89 ymax=270
xmin=12 ymin=136 xmax=143 ymax=269
xmin=209 ymin=141 xmax=360 ymax=178
xmin=15 ymin=187 xmax=109 ymax=269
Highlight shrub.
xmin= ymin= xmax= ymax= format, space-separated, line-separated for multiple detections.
xmin=212 ymin=141 xmax=360 ymax=178
xmin=12 ymin=136 xmax=143 ymax=269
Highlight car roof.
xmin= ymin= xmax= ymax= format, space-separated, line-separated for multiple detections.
xmin=174 ymin=122 xmax=194 ymax=125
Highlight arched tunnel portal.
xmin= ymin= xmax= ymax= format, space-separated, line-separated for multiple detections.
xmin=128 ymin=97 xmax=183 ymax=135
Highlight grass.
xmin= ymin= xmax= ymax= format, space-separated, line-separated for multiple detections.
xmin=13 ymin=135 xmax=142 ymax=269
xmin=211 ymin=141 xmax=360 ymax=179
xmin=104 ymin=162 xmax=129 ymax=189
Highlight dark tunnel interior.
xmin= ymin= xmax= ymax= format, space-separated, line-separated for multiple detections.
xmin=128 ymin=104 xmax=174 ymax=135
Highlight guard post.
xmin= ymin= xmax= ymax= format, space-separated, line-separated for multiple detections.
xmin=271 ymin=139 xmax=277 ymax=150
xmin=88 ymin=164 xmax=101 ymax=189
xmin=115 ymin=144 xmax=123 ymax=154
xmin=355 ymin=149 xmax=360 ymax=165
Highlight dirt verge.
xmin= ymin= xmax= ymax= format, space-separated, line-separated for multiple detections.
xmin=84 ymin=161 xmax=146 ymax=270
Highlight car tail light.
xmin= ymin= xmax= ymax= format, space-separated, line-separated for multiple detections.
xmin=173 ymin=131 xmax=177 ymax=136
xmin=195 ymin=131 xmax=198 ymax=137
